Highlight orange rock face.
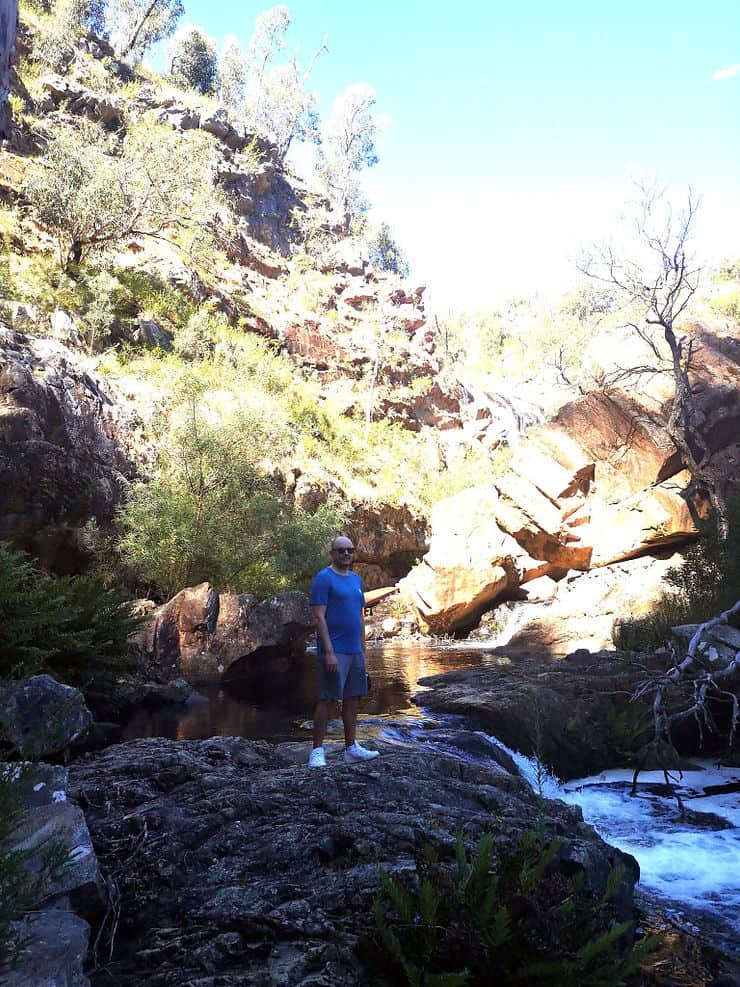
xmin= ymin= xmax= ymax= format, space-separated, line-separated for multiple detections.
xmin=398 ymin=319 xmax=740 ymax=636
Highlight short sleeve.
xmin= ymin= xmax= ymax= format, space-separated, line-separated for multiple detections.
xmin=309 ymin=570 xmax=329 ymax=606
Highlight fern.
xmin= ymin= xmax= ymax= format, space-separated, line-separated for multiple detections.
xmin=372 ymin=829 xmax=653 ymax=986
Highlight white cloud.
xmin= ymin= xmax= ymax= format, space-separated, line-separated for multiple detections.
xmin=713 ymin=64 xmax=740 ymax=81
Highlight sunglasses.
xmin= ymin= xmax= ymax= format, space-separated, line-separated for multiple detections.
xmin=332 ymin=546 xmax=355 ymax=554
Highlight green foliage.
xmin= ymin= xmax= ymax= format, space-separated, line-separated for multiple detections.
xmin=112 ymin=267 xmax=197 ymax=331
xmin=109 ymin=0 xmax=184 ymax=63
xmin=23 ymin=119 xmax=216 ymax=269
xmin=368 ymin=222 xmax=410 ymax=277
xmin=170 ymin=26 xmax=218 ymax=95
xmin=173 ymin=309 xmax=226 ymax=361
xmin=710 ymin=287 xmax=740 ymax=323
xmin=116 ymin=373 xmax=346 ymax=598
xmin=218 ymin=34 xmax=246 ymax=109
xmin=0 ymin=764 xmax=33 ymax=973
xmin=0 ymin=542 xmax=141 ymax=694
xmin=614 ymin=498 xmax=740 ymax=652
xmin=319 ymin=83 xmax=378 ymax=224
xmin=372 ymin=829 xmax=657 ymax=986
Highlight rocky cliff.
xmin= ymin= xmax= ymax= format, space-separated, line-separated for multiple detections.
xmin=399 ymin=322 xmax=740 ymax=645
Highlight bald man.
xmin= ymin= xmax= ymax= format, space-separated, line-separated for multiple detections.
xmin=307 ymin=534 xmax=379 ymax=768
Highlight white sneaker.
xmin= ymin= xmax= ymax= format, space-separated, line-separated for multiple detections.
xmin=344 ymin=742 xmax=379 ymax=763
xmin=308 ymin=747 xmax=326 ymax=768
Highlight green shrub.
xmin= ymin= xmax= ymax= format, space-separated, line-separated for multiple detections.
xmin=615 ymin=498 xmax=740 ymax=652
xmin=23 ymin=120 xmax=216 ymax=269
xmin=115 ymin=374 xmax=346 ymax=598
xmin=371 ymin=830 xmax=657 ymax=986
xmin=367 ymin=222 xmax=410 ymax=277
xmin=113 ymin=267 xmax=196 ymax=331
xmin=0 ymin=763 xmax=34 ymax=973
xmin=173 ymin=309 xmax=227 ymax=361
xmin=710 ymin=288 xmax=740 ymax=323
xmin=0 ymin=543 xmax=141 ymax=695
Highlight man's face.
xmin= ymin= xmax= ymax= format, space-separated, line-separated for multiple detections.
xmin=330 ymin=538 xmax=355 ymax=571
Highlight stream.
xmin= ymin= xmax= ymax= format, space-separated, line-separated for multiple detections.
xmin=122 ymin=641 xmax=740 ymax=955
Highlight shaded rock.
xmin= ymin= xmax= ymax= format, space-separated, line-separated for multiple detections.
xmin=414 ymin=654 xmax=652 ymax=778
xmin=133 ymin=318 xmax=173 ymax=351
xmin=68 ymin=736 xmax=638 ymax=985
xmin=6 ymin=905 xmax=90 ymax=987
xmin=0 ymin=675 xmax=92 ymax=756
xmin=346 ymin=498 xmax=429 ymax=589
xmin=132 ymin=583 xmax=314 ymax=681
xmin=39 ymin=73 xmax=122 ymax=126
xmin=6 ymin=300 xmax=42 ymax=330
xmin=0 ymin=329 xmax=147 ymax=571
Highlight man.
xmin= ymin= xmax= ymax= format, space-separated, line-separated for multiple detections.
xmin=307 ymin=534 xmax=379 ymax=768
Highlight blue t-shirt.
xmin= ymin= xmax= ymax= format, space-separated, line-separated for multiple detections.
xmin=309 ymin=567 xmax=365 ymax=655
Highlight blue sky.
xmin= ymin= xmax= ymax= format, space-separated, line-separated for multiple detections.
xmin=159 ymin=0 xmax=740 ymax=312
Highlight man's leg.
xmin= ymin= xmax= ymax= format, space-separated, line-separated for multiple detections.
xmin=341 ymin=696 xmax=360 ymax=747
xmin=312 ymin=699 xmax=333 ymax=749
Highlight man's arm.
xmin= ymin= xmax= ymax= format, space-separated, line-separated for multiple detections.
xmin=312 ymin=604 xmax=338 ymax=672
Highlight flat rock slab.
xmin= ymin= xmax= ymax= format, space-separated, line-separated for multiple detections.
xmin=413 ymin=651 xmax=655 ymax=779
xmin=69 ymin=736 xmax=637 ymax=986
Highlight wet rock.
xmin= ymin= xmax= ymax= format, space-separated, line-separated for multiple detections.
xmin=414 ymin=654 xmax=655 ymax=779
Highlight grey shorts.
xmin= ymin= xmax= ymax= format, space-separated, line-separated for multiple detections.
xmin=317 ymin=652 xmax=369 ymax=701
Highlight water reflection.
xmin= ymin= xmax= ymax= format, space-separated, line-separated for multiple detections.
xmin=122 ymin=642 xmax=506 ymax=744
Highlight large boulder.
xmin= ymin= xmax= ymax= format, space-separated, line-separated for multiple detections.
xmin=0 ymin=329 xmax=147 ymax=571
xmin=6 ymin=762 xmax=103 ymax=987
xmin=505 ymin=552 xmax=683 ymax=653
xmin=132 ymin=583 xmax=314 ymax=681
xmin=414 ymin=653 xmax=656 ymax=779
xmin=398 ymin=487 xmax=526 ymax=633
xmin=0 ymin=675 xmax=92 ymax=757
xmin=68 ymin=736 xmax=638 ymax=985
xmin=400 ymin=338 xmax=731 ymax=634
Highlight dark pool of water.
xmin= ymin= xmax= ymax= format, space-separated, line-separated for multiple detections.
xmin=121 ymin=643 xmax=509 ymax=744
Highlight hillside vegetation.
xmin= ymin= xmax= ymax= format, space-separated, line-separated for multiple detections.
xmin=1 ymin=0 xmax=738 ymax=607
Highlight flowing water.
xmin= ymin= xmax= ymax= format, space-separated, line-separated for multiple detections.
xmin=122 ymin=641 xmax=740 ymax=953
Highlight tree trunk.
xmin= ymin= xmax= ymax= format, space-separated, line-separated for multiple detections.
xmin=121 ymin=0 xmax=160 ymax=59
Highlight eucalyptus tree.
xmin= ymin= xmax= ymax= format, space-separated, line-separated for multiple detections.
xmin=108 ymin=0 xmax=183 ymax=62
xmin=319 ymin=82 xmax=379 ymax=227
xmin=169 ymin=25 xmax=218 ymax=95
xmin=219 ymin=34 xmax=246 ymax=110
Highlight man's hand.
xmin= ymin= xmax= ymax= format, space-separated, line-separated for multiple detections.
xmin=324 ymin=652 xmax=338 ymax=673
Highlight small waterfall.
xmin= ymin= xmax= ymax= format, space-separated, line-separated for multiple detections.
xmin=379 ymin=716 xmax=740 ymax=949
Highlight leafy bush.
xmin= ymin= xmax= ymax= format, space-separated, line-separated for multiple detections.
xmin=710 ymin=288 xmax=740 ymax=323
xmin=615 ymin=498 xmax=740 ymax=652
xmin=371 ymin=830 xmax=656 ymax=986
xmin=0 ymin=543 xmax=141 ymax=694
xmin=116 ymin=373 xmax=346 ymax=598
xmin=112 ymin=267 xmax=197 ymax=332
xmin=169 ymin=26 xmax=218 ymax=95
xmin=173 ymin=309 xmax=227 ymax=361
xmin=368 ymin=222 xmax=410 ymax=277
xmin=23 ymin=120 xmax=216 ymax=269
